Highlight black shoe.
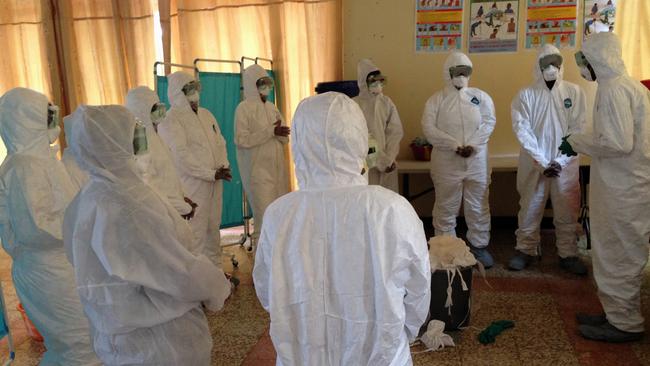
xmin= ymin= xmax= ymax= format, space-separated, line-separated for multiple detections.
xmin=579 ymin=321 xmax=644 ymax=343
xmin=508 ymin=250 xmax=534 ymax=271
xmin=576 ymin=312 xmax=607 ymax=326
xmin=559 ymin=256 xmax=588 ymax=276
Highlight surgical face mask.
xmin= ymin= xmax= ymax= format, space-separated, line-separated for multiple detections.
xmin=368 ymin=81 xmax=384 ymax=95
xmin=133 ymin=121 xmax=148 ymax=156
xmin=580 ymin=66 xmax=596 ymax=81
xmin=150 ymin=103 xmax=166 ymax=126
xmin=451 ymin=76 xmax=469 ymax=89
xmin=258 ymin=85 xmax=273 ymax=96
xmin=186 ymin=90 xmax=200 ymax=104
xmin=542 ymin=65 xmax=560 ymax=81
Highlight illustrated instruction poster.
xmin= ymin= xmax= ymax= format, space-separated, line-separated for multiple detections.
xmin=583 ymin=0 xmax=616 ymax=40
xmin=526 ymin=0 xmax=578 ymax=49
xmin=469 ymin=0 xmax=519 ymax=53
xmin=415 ymin=0 xmax=464 ymax=53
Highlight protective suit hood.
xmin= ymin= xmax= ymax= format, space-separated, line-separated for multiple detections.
xmin=243 ymin=64 xmax=269 ymax=101
xmin=356 ymin=58 xmax=380 ymax=98
xmin=125 ymin=86 xmax=160 ymax=130
xmin=534 ymin=44 xmax=564 ymax=85
xmin=292 ymin=92 xmax=368 ymax=190
xmin=167 ymin=71 xmax=195 ymax=110
xmin=582 ymin=31 xmax=627 ymax=81
xmin=0 ymin=88 xmax=51 ymax=157
xmin=443 ymin=52 xmax=473 ymax=89
xmin=69 ymin=105 xmax=141 ymax=185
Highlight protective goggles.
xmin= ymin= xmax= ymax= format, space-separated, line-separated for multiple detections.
xmin=47 ymin=104 xmax=60 ymax=129
xmin=539 ymin=54 xmax=563 ymax=70
xmin=181 ymin=80 xmax=202 ymax=96
xmin=449 ymin=65 xmax=472 ymax=78
xmin=133 ymin=120 xmax=148 ymax=156
xmin=256 ymin=76 xmax=275 ymax=89
xmin=366 ymin=73 xmax=387 ymax=86
xmin=574 ymin=51 xmax=590 ymax=68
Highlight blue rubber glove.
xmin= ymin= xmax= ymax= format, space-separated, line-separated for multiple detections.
xmin=559 ymin=135 xmax=577 ymax=157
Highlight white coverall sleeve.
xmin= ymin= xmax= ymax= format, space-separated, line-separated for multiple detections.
xmin=94 ymin=207 xmax=231 ymax=310
xmin=512 ymin=92 xmax=551 ymax=168
xmin=556 ymin=87 xmax=587 ymax=168
xmin=397 ymin=204 xmax=432 ymax=341
xmin=252 ymin=223 xmax=273 ymax=312
xmin=468 ymin=93 xmax=497 ymax=147
xmin=272 ymin=106 xmax=289 ymax=145
xmin=376 ymin=99 xmax=404 ymax=171
xmin=422 ymin=95 xmax=461 ymax=151
xmin=160 ymin=118 xmax=216 ymax=182
xmin=568 ymin=87 xmax=634 ymax=158
xmin=235 ymin=104 xmax=275 ymax=148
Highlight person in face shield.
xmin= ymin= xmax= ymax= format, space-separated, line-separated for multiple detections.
xmin=62 ymin=115 xmax=90 ymax=190
xmin=63 ymin=105 xmax=231 ymax=365
xmin=421 ymin=51 xmax=497 ymax=268
xmin=158 ymin=72 xmax=232 ymax=269
xmin=353 ymin=59 xmax=404 ymax=192
xmin=0 ymin=88 xmax=100 ymax=365
xmin=253 ymin=92 xmax=430 ymax=366
xmin=125 ymin=86 xmax=198 ymax=225
xmin=509 ymin=44 xmax=588 ymax=275
xmin=235 ymin=65 xmax=289 ymax=245
xmin=559 ymin=32 xmax=650 ymax=343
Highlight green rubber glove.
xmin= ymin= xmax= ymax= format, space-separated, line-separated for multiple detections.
xmin=559 ymin=135 xmax=577 ymax=157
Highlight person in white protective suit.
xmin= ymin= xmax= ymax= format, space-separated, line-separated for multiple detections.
xmin=253 ymin=92 xmax=431 ymax=366
xmin=235 ymin=64 xmax=289 ymax=244
xmin=63 ymin=105 xmax=232 ymax=365
xmin=125 ymin=86 xmax=198 ymax=224
xmin=158 ymin=71 xmax=232 ymax=268
xmin=559 ymin=32 xmax=650 ymax=342
xmin=421 ymin=51 xmax=497 ymax=268
xmin=0 ymin=88 xmax=100 ymax=365
xmin=509 ymin=44 xmax=588 ymax=275
xmin=62 ymin=115 xmax=89 ymax=190
xmin=354 ymin=59 xmax=404 ymax=192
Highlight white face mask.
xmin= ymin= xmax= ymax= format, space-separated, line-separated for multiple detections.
xmin=258 ymin=85 xmax=272 ymax=97
xmin=186 ymin=91 xmax=200 ymax=104
xmin=580 ymin=66 xmax=595 ymax=81
xmin=47 ymin=126 xmax=61 ymax=144
xmin=150 ymin=108 xmax=166 ymax=126
xmin=542 ymin=65 xmax=559 ymax=81
xmin=451 ymin=76 xmax=469 ymax=89
xmin=368 ymin=82 xmax=383 ymax=95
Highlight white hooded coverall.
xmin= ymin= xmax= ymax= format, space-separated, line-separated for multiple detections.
xmin=62 ymin=115 xmax=89 ymax=190
xmin=354 ymin=59 xmax=404 ymax=192
xmin=567 ymin=32 xmax=650 ymax=333
xmin=63 ymin=105 xmax=231 ymax=365
xmin=158 ymin=72 xmax=230 ymax=267
xmin=0 ymin=88 xmax=99 ymax=365
xmin=253 ymin=92 xmax=431 ymax=366
xmin=125 ymin=86 xmax=194 ymax=220
xmin=235 ymin=65 xmax=289 ymax=241
xmin=421 ymin=52 xmax=496 ymax=248
xmin=511 ymin=44 xmax=586 ymax=257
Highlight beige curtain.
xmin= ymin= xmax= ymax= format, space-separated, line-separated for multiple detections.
xmin=168 ymin=0 xmax=342 ymax=189
xmin=55 ymin=0 xmax=158 ymax=108
xmin=617 ymin=0 xmax=650 ymax=80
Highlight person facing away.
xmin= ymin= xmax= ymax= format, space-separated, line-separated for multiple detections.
xmin=562 ymin=31 xmax=650 ymax=343
xmin=158 ymin=71 xmax=232 ymax=268
xmin=63 ymin=105 xmax=231 ymax=365
xmin=353 ymin=59 xmax=404 ymax=192
xmin=235 ymin=64 xmax=290 ymax=246
xmin=62 ymin=114 xmax=89 ymax=190
xmin=509 ymin=43 xmax=588 ymax=275
xmin=421 ymin=51 xmax=497 ymax=268
xmin=253 ymin=92 xmax=431 ymax=366
xmin=0 ymin=87 xmax=100 ymax=365
xmin=125 ymin=86 xmax=198 ymax=225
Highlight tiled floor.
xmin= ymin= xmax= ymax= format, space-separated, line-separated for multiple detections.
xmin=1 ymin=224 xmax=650 ymax=365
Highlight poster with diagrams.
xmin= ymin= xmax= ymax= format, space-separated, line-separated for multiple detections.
xmin=526 ymin=0 xmax=578 ymax=49
xmin=415 ymin=0 xmax=464 ymax=53
xmin=583 ymin=0 xmax=616 ymax=40
xmin=469 ymin=0 xmax=519 ymax=53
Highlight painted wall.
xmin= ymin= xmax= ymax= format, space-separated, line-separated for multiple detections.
xmin=343 ymin=0 xmax=598 ymax=217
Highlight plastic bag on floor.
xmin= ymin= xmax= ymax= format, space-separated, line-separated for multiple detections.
xmin=428 ymin=236 xmax=477 ymax=272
